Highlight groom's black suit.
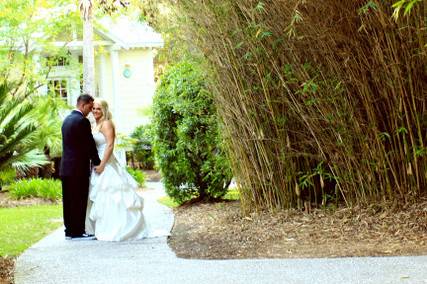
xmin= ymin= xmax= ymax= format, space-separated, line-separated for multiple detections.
xmin=60 ymin=110 xmax=100 ymax=237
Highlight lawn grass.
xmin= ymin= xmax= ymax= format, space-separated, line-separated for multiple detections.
xmin=223 ymin=189 xmax=240 ymax=201
xmin=158 ymin=189 xmax=240 ymax=208
xmin=158 ymin=196 xmax=180 ymax=208
xmin=0 ymin=205 xmax=63 ymax=257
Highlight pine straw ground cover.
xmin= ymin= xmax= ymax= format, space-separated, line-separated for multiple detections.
xmin=0 ymin=257 xmax=13 ymax=284
xmin=168 ymin=197 xmax=427 ymax=259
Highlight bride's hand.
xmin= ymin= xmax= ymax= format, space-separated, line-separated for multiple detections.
xmin=94 ymin=164 xmax=105 ymax=174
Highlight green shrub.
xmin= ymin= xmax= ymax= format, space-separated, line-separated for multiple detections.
xmin=8 ymin=178 xmax=62 ymax=201
xmin=127 ymin=167 xmax=146 ymax=187
xmin=153 ymin=60 xmax=232 ymax=204
xmin=129 ymin=124 xmax=155 ymax=170
xmin=224 ymin=189 xmax=240 ymax=201
xmin=0 ymin=168 xmax=16 ymax=188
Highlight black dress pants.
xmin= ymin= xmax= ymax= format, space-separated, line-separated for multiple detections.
xmin=61 ymin=176 xmax=90 ymax=237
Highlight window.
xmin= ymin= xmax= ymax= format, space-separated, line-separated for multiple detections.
xmin=46 ymin=55 xmax=70 ymax=67
xmin=48 ymin=80 xmax=68 ymax=102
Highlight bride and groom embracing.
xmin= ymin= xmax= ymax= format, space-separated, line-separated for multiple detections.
xmin=59 ymin=94 xmax=147 ymax=241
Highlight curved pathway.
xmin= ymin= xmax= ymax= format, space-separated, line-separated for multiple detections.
xmin=15 ymin=181 xmax=427 ymax=284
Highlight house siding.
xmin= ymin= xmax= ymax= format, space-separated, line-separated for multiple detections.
xmin=115 ymin=48 xmax=155 ymax=134
xmin=94 ymin=48 xmax=155 ymax=135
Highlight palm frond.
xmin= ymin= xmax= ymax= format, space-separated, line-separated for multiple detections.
xmin=11 ymin=149 xmax=49 ymax=173
xmin=1 ymin=102 xmax=34 ymax=138
xmin=30 ymin=94 xmax=65 ymax=157
xmin=0 ymin=82 xmax=59 ymax=172
xmin=0 ymin=123 xmax=36 ymax=159
xmin=0 ymin=83 xmax=10 ymax=106
xmin=32 ymin=121 xmax=62 ymax=157
xmin=0 ymin=98 xmax=21 ymax=127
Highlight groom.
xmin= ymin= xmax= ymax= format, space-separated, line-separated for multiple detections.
xmin=60 ymin=94 xmax=100 ymax=240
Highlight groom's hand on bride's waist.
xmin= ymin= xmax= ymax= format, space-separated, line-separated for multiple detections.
xmin=94 ymin=165 xmax=105 ymax=174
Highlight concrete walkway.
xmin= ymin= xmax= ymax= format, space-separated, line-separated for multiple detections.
xmin=15 ymin=182 xmax=427 ymax=284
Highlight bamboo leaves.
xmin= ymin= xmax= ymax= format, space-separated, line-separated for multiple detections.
xmin=174 ymin=0 xmax=427 ymax=212
xmin=284 ymin=9 xmax=302 ymax=39
xmin=392 ymin=0 xmax=422 ymax=20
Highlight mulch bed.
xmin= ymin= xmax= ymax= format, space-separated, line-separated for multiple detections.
xmin=0 ymin=191 xmax=57 ymax=208
xmin=168 ymin=198 xmax=427 ymax=259
xmin=0 ymin=257 xmax=14 ymax=284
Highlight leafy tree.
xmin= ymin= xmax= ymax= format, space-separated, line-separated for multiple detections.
xmin=0 ymin=0 xmax=81 ymax=93
xmin=0 ymin=1 xmax=78 ymax=175
xmin=135 ymin=0 xmax=204 ymax=80
xmin=153 ymin=60 xmax=232 ymax=204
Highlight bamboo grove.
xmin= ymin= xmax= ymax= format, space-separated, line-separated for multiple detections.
xmin=175 ymin=0 xmax=427 ymax=212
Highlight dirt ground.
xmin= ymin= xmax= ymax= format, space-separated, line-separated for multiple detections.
xmin=168 ymin=198 xmax=427 ymax=259
xmin=0 ymin=191 xmax=57 ymax=208
xmin=144 ymin=170 xmax=161 ymax=182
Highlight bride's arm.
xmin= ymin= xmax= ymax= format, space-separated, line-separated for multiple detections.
xmin=95 ymin=120 xmax=115 ymax=174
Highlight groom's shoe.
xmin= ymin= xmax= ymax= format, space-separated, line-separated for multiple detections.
xmin=66 ymin=234 xmax=96 ymax=241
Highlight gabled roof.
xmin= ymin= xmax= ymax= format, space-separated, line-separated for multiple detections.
xmin=95 ymin=16 xmax=164 ymax=49
xmin=37 ymin=4 xmax=164 ymax=49
xmin=1 ymin=5 xmax=164 ymax=52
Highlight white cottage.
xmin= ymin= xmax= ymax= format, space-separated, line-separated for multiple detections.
xmin=44 ymin=16 xmax=163 ymax=134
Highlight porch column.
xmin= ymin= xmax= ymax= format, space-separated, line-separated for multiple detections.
xmin=109 ymin=47 xmax=121 ymax=132
xmin=98 ymin=54 xmax=106 ymax=98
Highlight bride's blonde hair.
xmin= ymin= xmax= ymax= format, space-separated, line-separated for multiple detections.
xmin=94 ymin=99 xmax=113 ymax=122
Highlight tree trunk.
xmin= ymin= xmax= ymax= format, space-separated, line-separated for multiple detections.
xmin=81 ymin=1 xmax=95 ymax=96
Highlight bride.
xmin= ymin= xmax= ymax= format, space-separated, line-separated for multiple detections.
xmin=85 ymin=99 xmax=147 ymax=241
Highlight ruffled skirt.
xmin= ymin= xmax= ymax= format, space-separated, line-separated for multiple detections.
xmin=85 ymin=156 xmax=147 ymax=241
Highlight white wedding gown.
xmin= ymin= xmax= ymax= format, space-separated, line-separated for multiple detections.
xmin=85 ymin=131 xmax=148 ymax=241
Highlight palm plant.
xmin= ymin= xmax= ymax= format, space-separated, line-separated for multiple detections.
xmin=31 ymin=94 xmax=69 ymax=158
xmin=0 ymin=83 xmax=48 ymax=172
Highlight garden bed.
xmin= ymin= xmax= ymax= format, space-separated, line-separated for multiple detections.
xmin=0 ymin=191 xmax=57 ymax=208
xmin=168 ymin=198 xmax=427 ymax=259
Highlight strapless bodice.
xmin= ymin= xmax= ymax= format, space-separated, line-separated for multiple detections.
xmin=93 ymin=131 xmax=106 ymax=147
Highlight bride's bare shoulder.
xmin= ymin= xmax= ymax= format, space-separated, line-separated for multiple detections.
xmin=100 ymin=120 xmax=115 ymax=134
xmin=102 ymin=120 xmax=114 ymax=128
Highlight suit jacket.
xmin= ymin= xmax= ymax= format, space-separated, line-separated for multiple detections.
xmin=59 ymin=110 xmax=101 ymax=177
